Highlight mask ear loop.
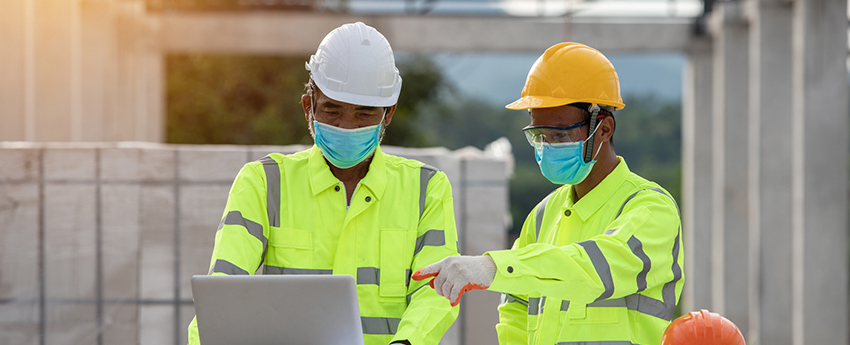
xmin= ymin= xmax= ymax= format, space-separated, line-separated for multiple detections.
xmin=307 ymin=94 xmax=317 ymax=137
xmin=582 ymin=104 xmax=601 ymax=163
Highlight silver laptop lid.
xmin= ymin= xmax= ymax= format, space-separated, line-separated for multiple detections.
xmin=191 ymin=274 xmax=365 ymax=345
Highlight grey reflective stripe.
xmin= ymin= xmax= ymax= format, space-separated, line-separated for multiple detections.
xmin=660 ymin=231 xmax=683 ymax=321
xmin=557 ymin=340 xmax=637 ymax=345
xmin=627 ymin=235 xmax=650 ymax=292
xmin=614 ymin=187 xmax=682 ymax=321
xmin=588 ymin=298 xmax=627 ymax=308
xmin=624 ymin=293 xmax=669 ymax=320
xmin=527 ymin=297 xmax=541 ymax=315
xmin=616 ymin=187 xmax=680 ymax=219
xmin=220 ymin=211 xmax=268 ymax=261
xmin=414 ymin=230 xmax=446 ymax=255
xmin=564 ymin=294 xmax=674 ymax=321
xmin=501 ymin=293 xmax=528 ymax=307
xmin=210 ymin=259 xmax=248 ymax=275
xmin=534 ymin=192 xmax=555 ymax=242
xmin=419 ymin=165 xmax=438 ymax=218
xmin=357 ymin=267 xmax=380 ymax=285
xmin=259 ymin=156 xmax=280 ymax=228
xmin=557 ymin=298 xmax=625 ymax=312
xmin=262 ymin=265 xmax=332 ymax=275
xmin=615 ymin=190 xmax=645 ymax=218
xmin=577 ymin=240 xmax=614 ymax=302
xmin=361 ymin=317 xmax=401 ymax=335
xmin=406 ymin=284 xmax=428 ymax=304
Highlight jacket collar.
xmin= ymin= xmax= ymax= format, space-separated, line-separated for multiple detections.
xmin=563 ymin=156 xmax=629 ymax=221
xmin=308 ymin=145 xmax=387 ymax=200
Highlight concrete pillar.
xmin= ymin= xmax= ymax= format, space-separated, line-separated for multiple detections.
xmin=79 ymin=0 xmax=115 ymax=142
xmin=456 ymin=139 xmax=511 ymax=345
xmin=0 ymin=0 xmax=162 ymax=143
xmin=791 ymin=0 xmax=849 ymax=344
xmin=0 ymin=0 xmax=27 ymax=141
xmin=32 ymin=0 xmax=76 ymax=141
xmin=708 ymin=1 xmax=750 ymax=333
xmin=681 ymin=36 xmax=713 ymax=313
xmin=745 ymin=1 xmax=794 ymax=344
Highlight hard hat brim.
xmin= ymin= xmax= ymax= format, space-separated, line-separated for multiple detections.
xmin=505 ymin=96 xmax=625 ymax=111
xmin=314 ymin=78 xmax=401 ymax=108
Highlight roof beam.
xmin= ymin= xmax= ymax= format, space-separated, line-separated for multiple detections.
xmin=156 ymin=12 xmax=695 ymax=54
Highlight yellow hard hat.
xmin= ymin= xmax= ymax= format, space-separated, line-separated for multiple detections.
xmin=506 ymin=42 xmax=625 ymax=111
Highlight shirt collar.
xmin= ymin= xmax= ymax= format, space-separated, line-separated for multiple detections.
xmin=308 ymin=145 xmax=387 ymax=200
xmin=564 ymin=156 xmax=630 ymax=221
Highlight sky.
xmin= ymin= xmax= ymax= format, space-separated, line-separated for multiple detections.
xmin=422 ymin=51 xmax=686 ymax=107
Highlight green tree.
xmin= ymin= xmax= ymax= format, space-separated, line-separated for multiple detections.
xmin=166 ymin=54 xmax=445 ymax=147
xmin=166 ymin=54 xmax=312 ymax=145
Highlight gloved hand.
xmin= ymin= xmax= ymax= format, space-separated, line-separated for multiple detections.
xmin=412 ymin=255 xmax=496 ymax=306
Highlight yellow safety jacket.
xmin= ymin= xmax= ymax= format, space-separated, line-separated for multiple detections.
xmin=188 ymin=146 xmax=460 ymax=345
xmin=487 ymin=157 xmax=684 ymax=345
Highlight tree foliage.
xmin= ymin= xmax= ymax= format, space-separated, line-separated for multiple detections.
xmin=166 ymin=54 xmax=312 ymax=145
xmin=166 ymin=54 xmax=444 ymax=147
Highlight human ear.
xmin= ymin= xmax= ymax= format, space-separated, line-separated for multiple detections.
xmin=598 ymin=116 xmax=614 ymax=142
xmin=301 ymin=94 xmax=312 ymax=122
xmin=383 ymin=104 xmax=397 ymax=126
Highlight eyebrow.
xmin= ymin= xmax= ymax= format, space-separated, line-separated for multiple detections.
xmin=319 ymin=101 xmax=381 ymax=112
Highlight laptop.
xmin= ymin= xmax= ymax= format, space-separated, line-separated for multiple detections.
xmin=191 ymin=274 xmax=365 ymax=345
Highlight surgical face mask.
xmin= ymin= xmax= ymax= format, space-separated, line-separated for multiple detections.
xmin=310 ymin=99 xmax=385 ymax=169
xmin=533 ymin=122 xmax=603 ymax=185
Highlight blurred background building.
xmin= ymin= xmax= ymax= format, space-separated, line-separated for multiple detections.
xmin=0 ymin=0 xmax=848 ymax=344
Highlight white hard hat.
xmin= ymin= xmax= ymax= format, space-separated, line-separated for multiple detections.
xmin=306 ymin=22 xmax=402 ymax=107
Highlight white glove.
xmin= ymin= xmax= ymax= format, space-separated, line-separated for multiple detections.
xmin=412 ymin=255 xmax=496 ymax=306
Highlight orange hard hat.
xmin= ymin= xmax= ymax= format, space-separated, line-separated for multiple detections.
xmin=661 ymin=309 xmax=746 ymax=345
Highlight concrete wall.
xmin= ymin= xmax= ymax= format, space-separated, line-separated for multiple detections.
xmin=0 ymin=140 xmax=512 ymax=345
xmin=681 ymin=1 xmax=849 ymax=344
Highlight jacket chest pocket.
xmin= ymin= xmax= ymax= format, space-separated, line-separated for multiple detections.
xmin=266 ymin=228 xmax=313 ymax=269
xmin=379 ymin=228 xmax=411 ymax=300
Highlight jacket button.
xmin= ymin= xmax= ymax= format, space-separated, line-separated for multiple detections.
xmin=334 ymin=186 xmax=340 ymax=192
xmin=507 ymin=266 xmax=514 ymax=273
xmin=564 ymin=210 xmax=571 ymax=217
xmin=365 ymin=196 xmax=372 ymax=202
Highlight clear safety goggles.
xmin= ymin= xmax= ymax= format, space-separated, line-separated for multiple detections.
xmin=522 ymin=120 xmax=588 ymax=148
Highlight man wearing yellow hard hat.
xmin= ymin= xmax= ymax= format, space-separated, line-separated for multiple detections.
xmin=413 ymin=42 xmax=684 ymax=345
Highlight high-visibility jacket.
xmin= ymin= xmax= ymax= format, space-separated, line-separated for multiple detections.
xmin=486 ymin=157 xmax=684 ymax=345
xmin=188 ymin=146 xmax=460 ymax=345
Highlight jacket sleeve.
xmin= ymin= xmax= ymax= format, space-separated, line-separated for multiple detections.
xmin=392 ymin=171 xmax=461 ymax=345
xmin=187 ymin=162 xmax=272 ymax=345
xmin=486 ymin=190 xmax=682 ymax=304
xmin=495 ymin=236 xmax=532 ymax=345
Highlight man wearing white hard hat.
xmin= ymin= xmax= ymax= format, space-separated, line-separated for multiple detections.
xmin=187 ymin=22 xmax=459 ymax=345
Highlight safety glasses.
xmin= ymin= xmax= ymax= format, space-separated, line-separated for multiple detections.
xmin=522 ymin=120 xmax=588 ymax=148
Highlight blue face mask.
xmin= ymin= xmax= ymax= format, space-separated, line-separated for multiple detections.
xmin=534 ymin=123 xmax=602 ymax=185
xmin=313 ymin=118 xmax=383 ymax=169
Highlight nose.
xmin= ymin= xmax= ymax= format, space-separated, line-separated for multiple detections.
xmin=335 ymin=116 xmax=359 ymax=130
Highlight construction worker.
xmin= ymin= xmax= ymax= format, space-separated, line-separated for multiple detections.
xmin=187 ymin=22 xmax=459 ymax=345
xmin=413 ymin=42 xmax=684 ymax=345
xmin=661 ymin=310 xmax=746 ymax=345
